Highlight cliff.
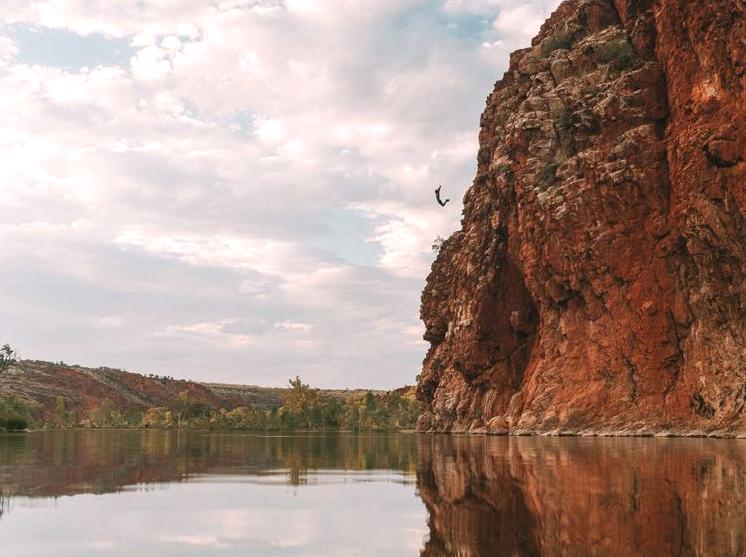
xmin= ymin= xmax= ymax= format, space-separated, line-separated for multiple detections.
xmin=417 ymin=0 xmax=746 ymax=435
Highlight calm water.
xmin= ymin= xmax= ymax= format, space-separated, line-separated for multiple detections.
xmin=0 ymin=432 xmax=744 ymax=556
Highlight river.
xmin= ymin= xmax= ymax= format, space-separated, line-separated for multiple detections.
xmin=0 ymin=431 xmax=743 ymax=556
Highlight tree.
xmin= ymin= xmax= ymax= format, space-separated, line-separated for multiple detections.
xmin=169 ymin=390 xmax=206 ymax=427
xmin=0 ymin=344 xmax=17 ymax=373
xmin=0 ymin=395 xmax=38 ymax=431
xmin=141 ymin=407 xmax=173 ymax=428
xmin=88 ymin=399 xmax=126 ymax=428
xmin=283 ymin=376 xmax=317 ymax=413
xmin=54 ymin=396 xmax=69 ymax=428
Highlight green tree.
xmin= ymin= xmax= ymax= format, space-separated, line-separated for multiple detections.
xmin=54 ymin=396 xmax=69 ymax=428
xmin=169 ymin=390 xmax=207 ymax=427
xmin=88 ymin=399 xmax=126 ymax=428
xmin=282 ymin=376 xmax=321 ymax=429
xmin=0 ymin=395 xmax=38 ymax=431
xmin=283 ymin=376 xmax=317 ymax=412
xmin=0 ymin=344 xmax=17 ymax=373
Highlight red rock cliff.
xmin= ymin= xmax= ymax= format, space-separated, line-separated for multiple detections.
xmin=417 ymin=0 xmax=746 ymax=435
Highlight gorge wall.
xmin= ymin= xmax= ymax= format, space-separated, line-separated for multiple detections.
xmin=417 ymin=0 xmax=746 ymax=435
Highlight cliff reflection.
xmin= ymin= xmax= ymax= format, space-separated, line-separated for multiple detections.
xmin=417 ymin=435 xmax=746 ymax=557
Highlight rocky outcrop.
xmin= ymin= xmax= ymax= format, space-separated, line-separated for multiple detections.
xmin=417 ymin=0 xmax=746 ymax=435
xmin=417 ymin=435 xmax=746 ymax=556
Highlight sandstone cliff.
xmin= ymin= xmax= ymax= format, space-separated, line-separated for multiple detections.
xmin=417 ymin=0 xmax=746 ymax=435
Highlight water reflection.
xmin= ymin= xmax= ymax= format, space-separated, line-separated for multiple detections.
xmin=0 ymin=431 xmax=424 ymax=557
xmin=417 ymin=435 xmax=746 ymax=557
xmin=0 ymin=431 xmax=744 ymax=556
xmin=0 ymin=430 xmax=418 ymax=495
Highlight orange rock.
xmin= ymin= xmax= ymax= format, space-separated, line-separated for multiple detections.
xmin=417 ymin=0 xmax=746 ymax=435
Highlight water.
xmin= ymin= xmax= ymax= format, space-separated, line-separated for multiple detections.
xmin=0 ymin=432 xmax=744 ymax=556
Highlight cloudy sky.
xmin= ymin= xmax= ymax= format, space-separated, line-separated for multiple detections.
xmin=0 ymin=0 xmax=560 ymax=388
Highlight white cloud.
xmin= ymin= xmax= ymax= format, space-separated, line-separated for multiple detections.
xmin=160 ymin=319 xmax=256 ymax=347
xmin=0 ymin=0 xmax=555 ymax=387
xmin=492 ymin=3 xmax=546 ymax=39
xmin=0 ymin=35 xmax=18 ymax=64
xmin=274 ymin=321 xmax=313 ymax=334
xmin=160 ymin=534 xmax=232 ymax=549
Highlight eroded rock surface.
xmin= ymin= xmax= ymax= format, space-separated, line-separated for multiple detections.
xmin=417 ymin=0 xmax=746 ymax=435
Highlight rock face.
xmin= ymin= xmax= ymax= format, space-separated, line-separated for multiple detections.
xmin=417 ymin=0 xmax=746 ymax=435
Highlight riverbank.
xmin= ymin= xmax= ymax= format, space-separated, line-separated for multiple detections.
xmin=0 ymin=363 xmax=419 ymax=432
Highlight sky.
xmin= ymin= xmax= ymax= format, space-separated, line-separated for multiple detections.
xmin=0 ymin=0 xmax=561 ymax=388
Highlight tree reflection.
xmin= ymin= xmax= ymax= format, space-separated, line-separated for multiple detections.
xmin=0 ymin=431 xmax=419 ymax=497
xmin=0 ymin=490 xmax=8 ymax=522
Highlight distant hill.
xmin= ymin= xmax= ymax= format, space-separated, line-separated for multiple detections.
xmin=0 ymin=360 xmax=411 ymax=421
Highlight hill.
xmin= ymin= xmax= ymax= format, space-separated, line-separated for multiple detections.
xmin=0 ymin=360 xmax=405 ymax=422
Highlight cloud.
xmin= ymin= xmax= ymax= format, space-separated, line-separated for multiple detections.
xmin=0 ymin=1 xmax=554 ymax=387
xmin=159 ymin=534 xmax=232 ymax=548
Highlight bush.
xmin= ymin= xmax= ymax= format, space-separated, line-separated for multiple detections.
xmin=141 ymin=407 xmax=173 ymax=428
xmin=88 ymin=399 xmax=128 ymax=428
xmin=552 ymin=106 xmax=573 ymax=132
xmin=597 ymin=41 xmax=637 ymax=72
xmin=541 ymin=161 xmax=561 ymax=186
xmin=541 ymin=32 xmax=573 ymax=57
xmin=2 ymin=417 xmax=28 ymax=431
xmin=0 ymin=396 xmax=38 ymax=431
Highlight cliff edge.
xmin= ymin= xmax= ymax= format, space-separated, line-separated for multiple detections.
xmin=417 ymin=0 xmax=746 ymax=435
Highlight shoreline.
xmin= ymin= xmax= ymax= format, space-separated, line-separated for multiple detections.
xmin=3 ymin=427 xmax=745 ymax=439
xmin=420 ymin=428 xmax=746 ymax=439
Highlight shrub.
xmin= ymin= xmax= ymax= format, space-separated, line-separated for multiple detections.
xmin=0 ymin=396 xmax=38 ymax=431
xmin=541 ymin=32 xmax=573 ymax=57
xmin=552 ymin=106 xmax=573 ymax=132
xmin=597 ymin=41 xmax=637 ymax=72
xmin=141 ymin=407 xmax=173 ymax=428
xmin=541 ymin=161 xmax=561 ymax=186
xmin=88 ymin=399 xmax=128 ymax=428
xmin=2 ymin=417 xmax=28 ymax=431
xmin=432 ymin=236 xmax=445 ymax=254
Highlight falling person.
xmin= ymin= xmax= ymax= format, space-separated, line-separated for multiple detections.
xmin=435 ymin=185 xmax=450 ymax=207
